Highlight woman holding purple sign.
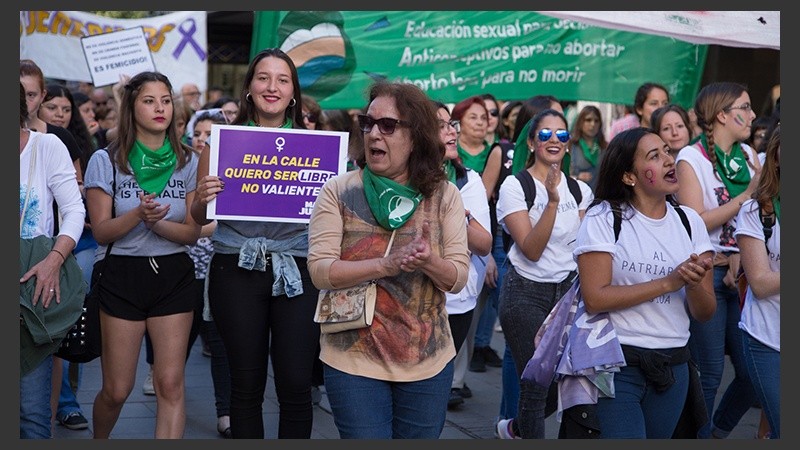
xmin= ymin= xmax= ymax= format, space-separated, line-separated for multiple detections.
xmin=190 ymin=48 xmax=319 ymax=439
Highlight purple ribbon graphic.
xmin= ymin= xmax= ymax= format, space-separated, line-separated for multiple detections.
xmin=172 ymin=18 xmax=206 ymax=61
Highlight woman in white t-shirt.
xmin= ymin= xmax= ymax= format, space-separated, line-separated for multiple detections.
xmin=674 ymin=82 xmax=762 ymax=438
xmin=574 ymin=127 xmax=715 ymax=438
xmin=734 ymin=125 xmax=780 ymax=439
xmin=434 ymin=101 xmax=492 ymax=408
xmin=495 ymin=108 xmax=593 ymax=439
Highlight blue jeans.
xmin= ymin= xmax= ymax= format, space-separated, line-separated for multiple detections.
xmin=597 ymin=363 xmax=689 ymax=438
xmin=689 ymin=266 xmax=756 ymax=438
xmin=20 ymin=355 xmax=53 ymax=439
xmin=742 ymin=331 xmax=780 ymax=438
xmin=498 ymin=343 xmax=519 ymax=420
xmin=474 ymin=234 xmax=506 ymax=348
xmin=323 ymin=361 xmax=453 ymax=439
xmin=498 ymin=266 xmax=575 ymax=438
xmin=56 ymin=359 xmax=83 ymax=421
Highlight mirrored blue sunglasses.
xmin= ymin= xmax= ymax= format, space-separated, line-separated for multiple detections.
xmin=537 ymin=128 xmax=570 ymax=143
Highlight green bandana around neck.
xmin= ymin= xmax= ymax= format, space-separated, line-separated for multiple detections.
xmin=128 ymin=138 xmax=176 ymax=196
xmin=579 ymin=138 xmax=601 ymax=167
xmin=443 ymin=160 xmax=457 ymax=184
xmin=362 ymin=166 xmax=423 ymax=230
xmin=456 ymin=141 xmax=491 ymax=173
xmin=699 ymin=135 xmax=751 ymax=198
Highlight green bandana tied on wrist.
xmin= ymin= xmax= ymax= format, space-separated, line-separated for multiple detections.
xmin=128 ymin=138 xmax=177 ymax=196
xmin=362 ymin=166 xmax=423 ymax=230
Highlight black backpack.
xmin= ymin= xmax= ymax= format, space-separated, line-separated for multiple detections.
xmin=502 ymin=170 xmax=583 ymax=252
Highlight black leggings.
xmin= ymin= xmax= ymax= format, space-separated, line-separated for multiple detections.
xmin=208 ymin=253 xmax=320 ymax=439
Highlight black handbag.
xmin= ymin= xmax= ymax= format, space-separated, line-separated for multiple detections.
xmin=55 ymin=150 xmax=116 ymax=363
xmin=54 ymin=259 xmax=106 ymax=363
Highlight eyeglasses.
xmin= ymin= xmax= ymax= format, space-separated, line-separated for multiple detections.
xmin=438 ymin=119 xmax=461 ymax=133
xmin=537 ymin=128 xmax=570 ymax=143
xmin=302 ymin=112 xmax=318 ymax=123
xmin=357 ymin=114 xmax=411 ymax=135
xmin=488 ymin=109 xmax=499 ymax=117
xmin=725 ymin=103 xmax=752 ymax=112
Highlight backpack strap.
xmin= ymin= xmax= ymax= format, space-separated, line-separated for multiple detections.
xmin=566 ymin=176 xmax=583 ymax=206
xmin=613 ymin=203 xmax=691 ymax=243
xmin=515 ymin=169 xmax=537 ymax=211
xmin=760 ymin=205 xmax=775 ymax=252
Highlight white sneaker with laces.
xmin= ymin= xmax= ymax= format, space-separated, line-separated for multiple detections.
xmin=142 ymin=367 xmax=155 ymax=395
xmin=496 ymin=418 xmax=520 ymax=439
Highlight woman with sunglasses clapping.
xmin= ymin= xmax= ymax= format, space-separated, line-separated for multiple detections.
xmin=495 ymin=109 xmax=594 ymax=439
xmin=307 ymin=81 xmax=470 ymax=438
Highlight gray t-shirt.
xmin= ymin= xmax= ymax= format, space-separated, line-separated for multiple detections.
xmin=84 ymin=148 xmax=198 ymax=262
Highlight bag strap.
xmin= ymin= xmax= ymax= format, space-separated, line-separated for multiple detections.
xmin=384 ymin=229 xmax=397 ymax=257
xmin=759 ymin=205 xmax=775 ymax=252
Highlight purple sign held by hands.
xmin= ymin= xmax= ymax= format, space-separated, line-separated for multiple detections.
xmin=207 ymin=125 xmax=349 ymax=223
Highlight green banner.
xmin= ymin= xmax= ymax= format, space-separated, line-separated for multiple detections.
xmin=251 ymin=11 xmax=707 ymax=110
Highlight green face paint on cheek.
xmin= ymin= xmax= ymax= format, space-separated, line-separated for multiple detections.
xmin=734 ymin=114 xmax=745 ymax=126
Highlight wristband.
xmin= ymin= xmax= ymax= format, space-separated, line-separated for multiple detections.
xmin=50 ymin=248 xmax=67 ymax=263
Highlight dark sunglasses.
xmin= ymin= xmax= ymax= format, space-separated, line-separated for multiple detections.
xmin=357 ymin=114 xmax=411 ymax=135
xmin=488 ymin=109 xmax=499 ymax=117
xmin=302 ymin=112 xmax=318 ymax=123
xmin=537 ymin=128 xmax=570 ymax=143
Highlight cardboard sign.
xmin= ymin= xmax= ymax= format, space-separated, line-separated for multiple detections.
xmin=80 ymin=26 xmax=156 ymax=87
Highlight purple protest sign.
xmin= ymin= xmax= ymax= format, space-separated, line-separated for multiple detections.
xmin=207 ymin=125 xmax=348 ymax=223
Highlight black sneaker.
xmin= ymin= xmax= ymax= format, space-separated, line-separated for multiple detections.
xmin=469 ymin=349 xmax=486 ymax=372
xmin=447 ymin=388 xmax=465 ymax=409
xmin=482 ymin=346 xmax=503 ymax=368
xmin=59 ymin=411 xmax=89 ymax=430
xmin=459 ymin=383 xmax=472 ymax=398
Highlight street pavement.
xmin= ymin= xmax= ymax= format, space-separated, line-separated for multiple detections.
xmin=52 ymin=328 xmax=762 ymax=439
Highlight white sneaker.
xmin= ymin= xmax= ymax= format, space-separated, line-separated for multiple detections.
xmin=496 ymin=418 xmax=520 ymax=439
xmin=142 ymin=367 xmax=155 ymax=395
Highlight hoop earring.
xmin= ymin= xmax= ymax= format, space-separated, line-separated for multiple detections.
xmin=246 ymin=92 xmax=253 ymax=103
xmin=288 ymin=98 xmax=296 ymax=107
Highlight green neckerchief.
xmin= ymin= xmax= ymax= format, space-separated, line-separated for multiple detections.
xmin=513 ymin=121 xmax=571 ymax=176
xmin=579 ymin=138 xmax=600 ymax=167
xmin=773 ymin=195 xmax=780 ymax=223
xmin=246 ymin=118 xmax=293 ymax=128
xmin=128 ymin=138 xmax=176 ymax=196
xmin=698 ymin=135 xmax=750 ymax=198
xmin=362 ymin=166 xmax=423 ymax=230
xmin=443 ymin=160 xmax=457 ymax=184
xmin=457 ymin=140 xmax=491 ymax=172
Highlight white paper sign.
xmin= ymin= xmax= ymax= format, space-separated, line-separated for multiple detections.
xmin=80 ymin=27 xmax=156 ymax=87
